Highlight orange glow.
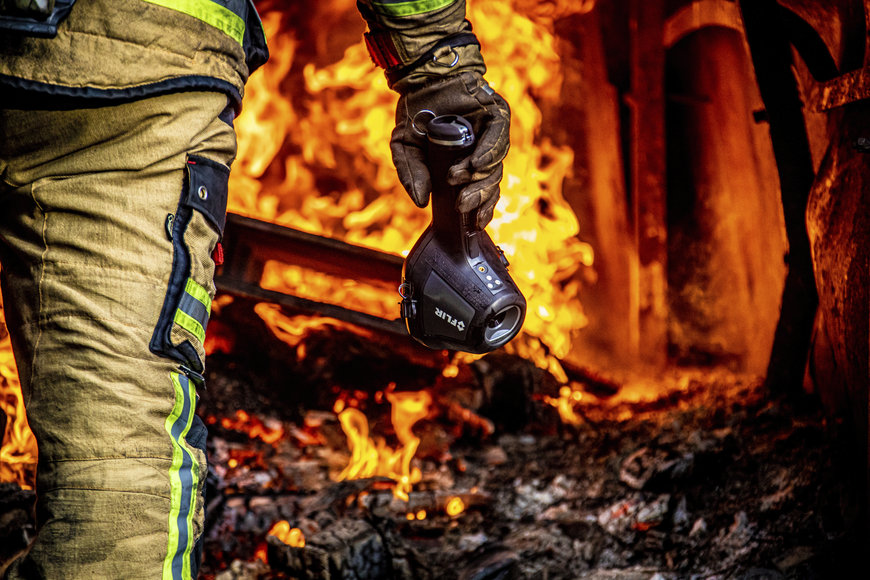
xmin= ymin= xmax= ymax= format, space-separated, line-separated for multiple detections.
xmin=544 ymin=384 xmax=584 ymax=426
xmin=0 ymin=331 xmax=37 ymax=489
xmin=211 ymin=408 xmax=285 ymax=445
xmin=335 ymin=388 xmax=432 ymax=501
xmin=446 ymin=496 xmax=466 ymax=517
xmin=254 ymin=302 xmax=372 ymax=357
xmin=268 ymin=520 xmax=306 ymax=547
xmin=232 ymin=1 xmax=596 ymax=376
xmin=260 ymin=261 xmax=399 ymax=321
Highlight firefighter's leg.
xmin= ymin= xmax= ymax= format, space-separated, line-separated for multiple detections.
xmin=0 ymin=90 xmax=235 ymax=579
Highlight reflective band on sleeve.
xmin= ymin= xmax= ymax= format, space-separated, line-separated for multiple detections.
xmin=371 ymin=0 xmax=456 ymax=17
xmin=163 ymin=372 xmax=200 ymax=580
xmin=142 ymin=0 xmax=246 ymax=46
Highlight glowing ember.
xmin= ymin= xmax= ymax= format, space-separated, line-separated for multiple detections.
xmin=335 ymin=387 xmax=431 ymax=501
xmin=232 ymin=0 xmax=596 ymax=376
xmin=208 ymin=409 xmax=285 ymax=445
xmin=446 ymin=496 xmax=466 ymax=517
xmin=544 ymin=384 xmax=585 ymax=426
xmin=268 ymin=520 xmax=306 ymax=547
xmin=0 ymin=330 xmax=37 ymax=489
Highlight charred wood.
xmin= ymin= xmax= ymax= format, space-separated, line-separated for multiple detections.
xmin=629 ymin=0 xmax=668 ymax=367
xmin=739 ymin=0 xmax=819 ymax=395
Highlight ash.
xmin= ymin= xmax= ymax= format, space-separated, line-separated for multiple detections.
xmin=1 ymin=354 xmax=865 ymax=579
xmin=192 ymin=338 xmax=866 ymax=580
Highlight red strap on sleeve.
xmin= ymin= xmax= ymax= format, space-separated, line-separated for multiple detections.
xmin=212 ymin=242 xmax=224 ymax=266
xmin=364 ymin=31 xmax=402 ymax=69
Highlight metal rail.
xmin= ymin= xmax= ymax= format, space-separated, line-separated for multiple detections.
xmin=215 ymin=213 xmax=408 ymax=336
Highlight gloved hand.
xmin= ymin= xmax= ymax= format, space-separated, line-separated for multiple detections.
xmin=356 ymin=0 xmax=510 ymax=229
xmin=392 ymin=70 xmax=510 ymax=229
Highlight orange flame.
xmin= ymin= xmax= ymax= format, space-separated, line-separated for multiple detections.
xmin=260 ymin=261 xmax=398 ymax=320
xmin=233 ymin=1 xmax=596 ymax=376
xmin=446 ymin=496 xmax=466 ymax=517
xmin=268 ymin=520 xmax=306 ymax=548
xmin=544 ymin=384 xmax=585 ymax=426
xmin=253 ymin=302 xmax=371 ymax=362
xmin=335 ymin=387 xmax=431 ymax=501
xmin=208 ymin=409 xmax=285 ymax=445
xmin=0 ymin=331 xmax=37 ymax=489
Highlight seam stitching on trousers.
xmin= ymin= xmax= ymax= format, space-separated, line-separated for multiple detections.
xmin=29 ymin=183 xmax=48 ymax=408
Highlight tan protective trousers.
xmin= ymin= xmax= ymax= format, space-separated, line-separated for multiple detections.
xmin=0 ymin=91 xmax=236 ymax=579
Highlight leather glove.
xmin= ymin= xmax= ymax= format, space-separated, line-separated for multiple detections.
xmin=357 ymin=0 xmax=510 ymax=228
xmin=392 ymin=71 xmax=510 ymax=229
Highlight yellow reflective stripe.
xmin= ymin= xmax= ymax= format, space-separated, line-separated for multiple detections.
xmin=174 ymin=309 xmax=206 ymax=344
xmin=184 ymin=278 xmax=212 ymax=312
xmin=163 ymin=373 xmax=200 ymax=580
xmin=142 ymin=0 xmax=245 ymax=46
xmin=371 ymin=0 xmax=455 ymax=17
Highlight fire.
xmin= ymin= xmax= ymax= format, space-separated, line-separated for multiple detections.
xmin=544 ymin=384 xmax=585 ymax=426
xmin=260 ymin=261 xmax=398 ymax=320
xmin=0 ymin=325 xmax=37 ymax=489
xmin=208 ymin=409 xmax=285 ymax=445
xmin=335 ymin=387 xmax=431 ymax=501
xmin=446 ymin=496 xmax=466 ymax=517
xmin=268 ymin=520 xmax=306 ymax=547
xmin=232 ymin=1 xmax=597 ymax=377
xmin=253 ymin=302 xmax=371 ymax=361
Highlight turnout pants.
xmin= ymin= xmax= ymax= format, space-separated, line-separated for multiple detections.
xmin=0 ymin=91 xmax=236 ymax=579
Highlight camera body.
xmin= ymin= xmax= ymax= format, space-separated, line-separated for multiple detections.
xmin=400 ymin=115 xmax=526 ymax=354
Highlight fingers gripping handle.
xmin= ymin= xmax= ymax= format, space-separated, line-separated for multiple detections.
xmin=426 ymin=115 xmax=477 ymax=241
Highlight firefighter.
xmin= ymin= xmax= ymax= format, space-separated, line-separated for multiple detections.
xmin=0 ymin=0 xmax=509 ymax=577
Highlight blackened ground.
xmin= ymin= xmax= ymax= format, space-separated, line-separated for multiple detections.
xmin=1 ymin=319 xmax=864 ymax=578
xmin=193 ymin=329 xmax=867 ymax=580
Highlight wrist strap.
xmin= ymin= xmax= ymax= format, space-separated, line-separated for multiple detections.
xmin=385 ymin=31 xmax=480 ymax=85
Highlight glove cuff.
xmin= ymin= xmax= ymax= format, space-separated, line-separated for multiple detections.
xmin=358 ymin=0 xmax=486 ymax=91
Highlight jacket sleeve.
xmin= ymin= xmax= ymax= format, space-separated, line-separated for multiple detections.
xmin=356 ymin=0 xmax=486 ymax=92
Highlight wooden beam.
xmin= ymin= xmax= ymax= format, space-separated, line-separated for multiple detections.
xmin=630 ymin=0 xmax=668 ymax=366
xmin=738 ymin=0 xmax=818 ymax=394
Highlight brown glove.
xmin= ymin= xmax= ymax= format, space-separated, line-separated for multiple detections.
xmin=392 ymin=71 xmax=510 ymax=228
xmin=357 ymin=0 xmax=510 ymax=228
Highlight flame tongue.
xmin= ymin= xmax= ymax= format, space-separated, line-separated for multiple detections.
xmin=232 ymin=0 xmax=596 ymax=375
xmin=336 ymin=387 xmax=432 ymax=501
xmin=0 ymin=334 xmax=37 ymax=489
